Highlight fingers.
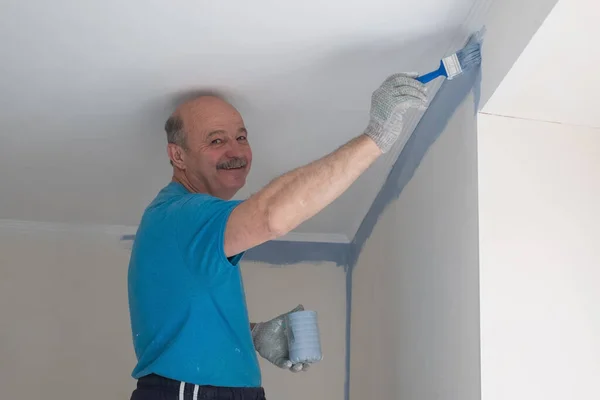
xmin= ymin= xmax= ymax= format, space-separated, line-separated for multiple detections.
xmin=275 ymin=358 xmax=293 ymax=369
xmin=394 ymin=96 xmax=427 ymax=109
xmin=394 ymin=97 xmax=427 ymax=113
xmin=385 ymin=73 xmax=426 ymax=91
xmin=393 ymin=85 xmax=427 ymax=102
xmin=276 ymin=359 xmax=309 ymax=373
xmin=289 ymin=362 xmax=311 ymax=373
xmin=290 ymin=363 xmax=303 ymax=373
xmin=378 ymin=73 xmax=429 ymax=112
xmin=391 ymin=75 xmax=426 ymax=92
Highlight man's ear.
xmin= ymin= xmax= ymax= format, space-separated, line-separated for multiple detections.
xmin=167 ymin=143 xmax=186 ymax=169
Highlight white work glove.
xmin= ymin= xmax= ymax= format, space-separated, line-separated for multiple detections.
xmin=251 ymin=305 xmax=311 ymax=373
xmin=364 ymin=72 xmax=429 ymax=153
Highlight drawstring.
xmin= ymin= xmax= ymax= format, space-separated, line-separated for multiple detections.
xmin=178 ymin=381 xmax=199 ymax=400
xmin=179 ymin=382 xmax=185 ymax=400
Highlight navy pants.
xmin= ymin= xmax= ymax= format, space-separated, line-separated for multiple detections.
xmin=131 ymin=374 xmax=267 ymax=400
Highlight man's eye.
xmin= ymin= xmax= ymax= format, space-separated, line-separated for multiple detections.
xmin=212 ymin=139 xmax=223 ymax=144
xmin=237 ymin=136 xmax=247 ymax=142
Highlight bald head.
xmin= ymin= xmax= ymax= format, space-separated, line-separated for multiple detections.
xmin=165 ymin=96 xmax=238 ymax=149
xmin=165 ymin=95 xmax=252 ymax=199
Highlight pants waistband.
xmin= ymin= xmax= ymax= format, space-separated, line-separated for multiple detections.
xmin=134 ymin=374 xmax=266 ymax=400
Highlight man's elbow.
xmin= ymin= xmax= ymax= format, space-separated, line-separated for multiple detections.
xmin=264 ymin=204 xmax=293 ymax=240
xmin=231 ymin=195 xmax=294 ymax=246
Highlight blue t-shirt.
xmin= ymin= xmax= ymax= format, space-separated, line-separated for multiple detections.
xmin=127 ymin=181 xmax=261 ymax=387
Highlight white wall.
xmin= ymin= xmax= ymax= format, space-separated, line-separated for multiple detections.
xmin=349 ymin=92 xmax=481 ymax=399
xmin=478 ymin=113 xmax=600 ymax=400
xmin=0 ymin=226 xmax=346 ymax=400
xmin=477 ymin=0 xmax=559 ymax=107
xmin=482 ymin=0 xmax=599 ymax=129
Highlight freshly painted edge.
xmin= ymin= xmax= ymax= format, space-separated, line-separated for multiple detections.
xmin=343 ymin=263 xmax=353 ymax=400
xmin=276 ymin=232 xmax=350 ymax=244
xmin=122 ymin=233 xmax=351 ymax=265
xmin=243 ymin=240 xmax=350 ymax=267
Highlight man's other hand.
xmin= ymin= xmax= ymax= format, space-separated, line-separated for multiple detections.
xmin=251 ymin=304 xmax=312 ymax=372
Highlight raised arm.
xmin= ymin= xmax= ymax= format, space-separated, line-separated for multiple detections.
xmin=224 ymin=73 xmax=427 ymax=257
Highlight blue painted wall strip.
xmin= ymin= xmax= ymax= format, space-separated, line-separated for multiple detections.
xmin=343 ymin=264 xmax=353 ymax=400
xmin=122 ymin=234 xmax=349 ymax=266
xmin=243 ymin=240 xmax=349 ymax=266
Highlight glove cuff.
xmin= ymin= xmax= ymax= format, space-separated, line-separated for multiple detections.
xmin=251 ymin=322 xmax=262 ymax=340
xmin=364 ymin=122 xmax=393 ymax=153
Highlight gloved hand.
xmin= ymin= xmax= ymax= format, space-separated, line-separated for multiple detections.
xmin=364 ymin=72 xmax=429 ymax=153
xmin=251 ymin=305 xmax=311 ymax=372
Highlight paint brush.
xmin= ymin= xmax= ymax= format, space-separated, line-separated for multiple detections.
xmin=416 ymin=33 xmax=483 ymax=84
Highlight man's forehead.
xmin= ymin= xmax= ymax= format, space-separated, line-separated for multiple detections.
xmin=206 ymin=127 xmax=248 ymax=137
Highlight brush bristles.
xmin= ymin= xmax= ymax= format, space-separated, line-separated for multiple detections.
xmin=456 ymin=42 xmax=482 ymax=71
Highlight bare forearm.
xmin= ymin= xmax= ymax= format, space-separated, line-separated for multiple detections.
xmin=257 ymin=134 xmax=381 ymax=235
xmin=224 ymin=74 xmax=427 ymax=257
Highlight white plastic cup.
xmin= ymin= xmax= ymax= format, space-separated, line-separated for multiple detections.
xmin=285 ymin=310 xmax=323 ymax=364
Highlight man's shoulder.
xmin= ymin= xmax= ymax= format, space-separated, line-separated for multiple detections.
xmin=142 ymin=183 xmax=225 ymax=223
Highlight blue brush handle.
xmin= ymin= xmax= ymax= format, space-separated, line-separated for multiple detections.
xmin=416 ymin=60 xmax=448 ymax=84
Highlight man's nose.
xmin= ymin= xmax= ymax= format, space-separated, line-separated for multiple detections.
xmin=224 ymin=139 xmax=245 ymax=157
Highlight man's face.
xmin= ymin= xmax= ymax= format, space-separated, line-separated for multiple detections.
xmin=172 ymin=98 xmax=252 ymax=199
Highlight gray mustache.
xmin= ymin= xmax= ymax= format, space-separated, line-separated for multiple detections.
xmin=217 ymin=158 xmax=248 ymax=170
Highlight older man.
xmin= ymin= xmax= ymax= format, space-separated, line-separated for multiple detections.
xmin=128 ymin=73 xmax=428 ymax=399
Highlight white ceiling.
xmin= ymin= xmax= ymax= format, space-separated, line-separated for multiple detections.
xmin=1 ymin=0 xmax=480 ymax=241
xmin=483 ymin=0 xmax=600 ymax=129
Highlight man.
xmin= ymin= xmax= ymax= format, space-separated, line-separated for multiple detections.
xmin=128 ymin=72 xmax=428 ymax=399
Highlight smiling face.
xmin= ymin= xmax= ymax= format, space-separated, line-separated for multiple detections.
xmin=167 ymin=96 xmax=252 ymax=199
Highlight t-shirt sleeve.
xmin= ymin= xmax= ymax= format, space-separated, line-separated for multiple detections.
xmin=174 ymin=194 xmax=245 ymax=277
